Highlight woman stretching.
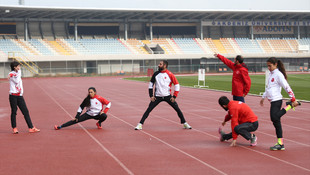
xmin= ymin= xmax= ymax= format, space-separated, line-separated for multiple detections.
xmin=54 ymin=87 xmax=111 ymax=130
xmin=260 ymin=57 xmax=301 ymax=151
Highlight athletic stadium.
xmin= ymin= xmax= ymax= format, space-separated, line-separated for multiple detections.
xmin=1 ymin=4 xmax=310 ymax=175
xmin=0 ymin=5 xmax=310 ymax=77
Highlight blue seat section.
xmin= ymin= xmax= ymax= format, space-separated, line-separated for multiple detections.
xmin=28 ymin=39 xmax=55 ymax=56
xmin=0 ymin=39 xmax=29 ymax=56
xmin=172 ymin=38 xmax=204 ymax=54
xmin=65 ymin=39 xmax=132 ymax=55
xmin=235 ymin=38 xmax=263 ymax=53
xmin=298 ymin=38 xmax=310 ymax=46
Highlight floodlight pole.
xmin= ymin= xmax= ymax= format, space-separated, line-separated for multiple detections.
xmin=251 ymin=19 xmax=254 ymax=40
xmin=150 ymin=19 xmax=153 ymax=41
xmin=74 ymin=19 xmax=78 ymax=41
xmin=24 ymin=18 xmax=28 ymax=41
xmin=124 ymin=18 xmax=128 ymax=40
xmin=200 ymin=20 xmax=203 ymax=40
xmin=297 ymin=20 xmax=300 ymax=40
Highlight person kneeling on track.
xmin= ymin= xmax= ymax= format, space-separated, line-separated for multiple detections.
xmin=218 ymin=96 xmax=258 ymax=147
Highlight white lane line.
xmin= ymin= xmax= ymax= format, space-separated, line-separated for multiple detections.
xmin=109 ymin=113 xmax=228 ymax=175
xmin=43 ymin=80 xmax=227 ymax=175
xmin=34 ymin=80 xmax=134 ymax=175
xmin=184 ymin=111 xmax=310 ymax=147
xmin=154 ymin=115 xmax=310 ymax=173
xmin=40 ymin=78 xmax=310 ymax=173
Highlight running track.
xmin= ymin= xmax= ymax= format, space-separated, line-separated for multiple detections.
xmin=0 ymin=76 xmax=309 ymax=175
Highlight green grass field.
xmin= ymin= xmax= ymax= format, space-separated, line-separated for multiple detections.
xmin=125 ymin=74 xmax=310 ymax=101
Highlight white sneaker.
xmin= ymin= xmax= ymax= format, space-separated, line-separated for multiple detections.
xmin=135 ymin=123 xmax=142 ymax=130
xmin=183 ymin=122 xmax=192 ymax=129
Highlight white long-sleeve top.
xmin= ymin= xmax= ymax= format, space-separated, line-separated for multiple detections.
xmin=8 ymin=70 xmax=23 ymax=96
xmin=77 ymin=95 xmax=111 ymax=116
xmin=148 ymin=69 xmax=180 ymax=98
xmin=262 ymin=68 xmax=295 ymax=102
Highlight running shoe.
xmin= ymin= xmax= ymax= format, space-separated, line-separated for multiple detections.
xmin=29 ymin=127 xmax=40 ymax=133
xmin=250 ymin=134 xmax=257 ymax=146
xmin=96 ymin=122 xmax=102 ymax=129
xmin=134 ymin=123 xmax=142 ymax=130
xmin=270 ymin=143 xmax=285 ymax=151
xmin=54 ymin=125 xmax=60 ymax=130
xmin=218 ymin=127 xmax=225 ymax=142
xmin=13 ymin=128 xmax=19 ymax=134
xmin=183 ymin=122 xmax=192 ymax=129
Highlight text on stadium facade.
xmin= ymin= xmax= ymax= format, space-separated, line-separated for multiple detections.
xmin=202 ymin=20 xmax=310 ymax=26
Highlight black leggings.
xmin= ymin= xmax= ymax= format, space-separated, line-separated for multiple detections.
xmin=9 ymin=95 xmax=34 ymax=128
xmin=270 ymin=100 xmax=287 ymax=138
xmin=222 ymin=121 xmax=259 ymax=141
xmin=61 ymin=113 xmax=107 ymax=128
xmin=139 ymin=95 xmax=186 ymax=124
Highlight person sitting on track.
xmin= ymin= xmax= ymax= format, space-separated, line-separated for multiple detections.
xmin=54 ymin=87 xmax=111 ymax=130
xmin=218 ymin=96 xmax=258 ymax=147
xmin=8 ymin=61 xmax=40 ymax=134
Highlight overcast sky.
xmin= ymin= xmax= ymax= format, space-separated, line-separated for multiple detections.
xmin=0 ymin=0 xmax=309 ymax=11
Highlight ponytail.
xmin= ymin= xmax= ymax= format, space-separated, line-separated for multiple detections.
xmin=84 ymin=87 xmax=97 ymax=107
xmin=267 ymin=57 xmax=287 ymax=80
xmin=277 ymin=60 xmax=287 ymax=80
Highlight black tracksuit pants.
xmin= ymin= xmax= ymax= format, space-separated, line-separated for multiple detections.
xmin=9 ymin=95 xmax=34 ymax=129
xmin=139 ymin=95 xmax=186 ymax=124
xmin=270 ymin=100 xmax=287 ymax=138
xmin=222 ymin=121 xmax=259 ymax=141
xmin=61 ymin=113 xmax=107 ymax=128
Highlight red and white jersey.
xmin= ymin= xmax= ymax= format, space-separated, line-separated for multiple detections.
xmin=78 ymin=95 xmax=111 ymax=116
xmin=8 ymin=70 xmax=23 ymax=96
xmin=149 ymin=69 xmax=180 ymax=97
xmin=262 ymin=68 xmax=295 ymax=102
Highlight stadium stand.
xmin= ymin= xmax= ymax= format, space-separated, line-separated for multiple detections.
xmin=1 ymin=38 xmax=310 ymax=56
xmin=0 ymin=6 xmax=309 ymax=77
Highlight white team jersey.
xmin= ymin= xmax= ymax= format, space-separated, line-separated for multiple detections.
xmin=149 ymin=70 xmax=180 ymax=97
xmin=262 ymin=68 xmax=295 ymax=102
xmin=8 ymin=70 xmax=23 ymax=96
xmin=77 ymin=95 xmax=111 ymax=116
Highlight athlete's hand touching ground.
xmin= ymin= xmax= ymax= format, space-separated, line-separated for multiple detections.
xmin=230 ymin=140 xmax=237 ymax=147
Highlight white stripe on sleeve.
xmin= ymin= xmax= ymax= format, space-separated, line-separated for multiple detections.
xmin=106 ymin=102 xmax=111 ymax=108
xmin=148 ymin=82 xmax=154 ymax=89
xmin=174 ymin=84 xmax=180 ymax=91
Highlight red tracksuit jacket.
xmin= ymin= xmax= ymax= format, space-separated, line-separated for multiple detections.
xmin=216 ymin=54 xmax=251 ymax=96
xmin=224 ymin=101 xmax=258 ymax=140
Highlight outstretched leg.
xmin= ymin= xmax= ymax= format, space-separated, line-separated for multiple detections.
xmin=165 ymin=97 xmax=186 ymax=124
xmin=139 ymin=98 xmax=162 ymax=124
xmin=59 ymin=113 xmax=92 ymax=129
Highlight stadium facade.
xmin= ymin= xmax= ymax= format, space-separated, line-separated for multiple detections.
xmin=0 ymin=5 xmax=310 ymax=77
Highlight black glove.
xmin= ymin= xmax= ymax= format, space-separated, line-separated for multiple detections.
xmin=75 ymin=112 xmax=81 ymax=119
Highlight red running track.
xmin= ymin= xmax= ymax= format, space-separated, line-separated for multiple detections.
xmin=0 ymin=76 xmax=309 ymax=175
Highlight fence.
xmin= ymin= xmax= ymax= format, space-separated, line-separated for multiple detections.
xmin=1 ymin=57 xmax=309 ymax=78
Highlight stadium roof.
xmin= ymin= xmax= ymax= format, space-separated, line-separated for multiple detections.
xmin=1 ymin=5 xmax=310 ymax=22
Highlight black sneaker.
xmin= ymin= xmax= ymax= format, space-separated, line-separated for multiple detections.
xmin=270 ymin=143 xmax=285 ymax=151
xmin=250 ymin=134 xmax=257 ymax=146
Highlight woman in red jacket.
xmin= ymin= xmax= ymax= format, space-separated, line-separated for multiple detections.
xmin=214 ymin=53 xmax=251 ymax=103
